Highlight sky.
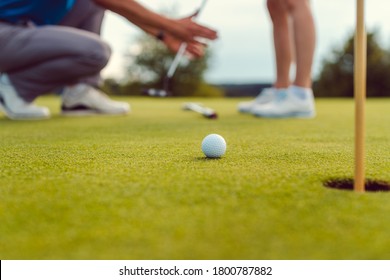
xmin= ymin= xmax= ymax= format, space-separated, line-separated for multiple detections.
xmin=101 ymin=0 xmax=390 ymax=84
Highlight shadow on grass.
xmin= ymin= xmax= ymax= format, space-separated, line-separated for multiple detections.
xmin=194 ymin=157 xmax=223 ymax=161
xmin=324 ymin=178 xmax=390 ymax=192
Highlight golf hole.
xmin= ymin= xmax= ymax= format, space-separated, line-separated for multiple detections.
xmin=324 ymin=178 xmax=390 ymax=192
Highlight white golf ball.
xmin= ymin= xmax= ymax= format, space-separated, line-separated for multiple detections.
xmin=201 ymin=134 xmax=226 ymax=158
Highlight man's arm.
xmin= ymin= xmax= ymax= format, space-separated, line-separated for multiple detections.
xmin=93 ymin=0 xmax=217 ymax=43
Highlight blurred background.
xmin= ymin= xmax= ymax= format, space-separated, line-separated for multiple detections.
xmin=100 ymin=0 xmax=390 ymax=97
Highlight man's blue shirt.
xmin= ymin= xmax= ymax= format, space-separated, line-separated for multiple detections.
xmin=0 ymin=0 xmax=76 ymax=25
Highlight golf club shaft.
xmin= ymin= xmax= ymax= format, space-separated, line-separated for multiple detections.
xmin=354 ymin=0 xmax=366 ymax=193
xmin=166 ymin=0 xmax=209 ymax=78
xmin=167 ymin=43 xmax=187 ymax=78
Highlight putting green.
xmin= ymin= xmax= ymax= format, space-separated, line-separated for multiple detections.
xmin=0 ymin=97 xmax=389 ymax=259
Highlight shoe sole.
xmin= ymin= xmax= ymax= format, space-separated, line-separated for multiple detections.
xmin=238 ymin=105 xmax=259 ymax=114
xmin=253 ymin=111 xmax=316 ymax=119
xmin=238 ymin=108 xmax=252 ymax=114
xmin=61 ymin=109 xmax=129 ymax=116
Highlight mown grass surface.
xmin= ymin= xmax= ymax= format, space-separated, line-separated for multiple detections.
xmin=1 ymin=97 xmax=389 ymax=259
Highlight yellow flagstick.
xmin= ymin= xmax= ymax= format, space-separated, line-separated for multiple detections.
xmin=354 ymin=0 xmax=367 ymax=192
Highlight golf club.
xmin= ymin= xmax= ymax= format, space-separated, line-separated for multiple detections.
xmin=143 ymin=0 xmax=209 ymax=97
xmin=182 ymin=102 xmax=218 ymax=119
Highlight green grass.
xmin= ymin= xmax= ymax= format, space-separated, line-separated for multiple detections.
xmin=1 ymin=97 xmax=389 ymax=260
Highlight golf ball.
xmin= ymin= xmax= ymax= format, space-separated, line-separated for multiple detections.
xmin=202 ymin=134 xmax=226 ymax=158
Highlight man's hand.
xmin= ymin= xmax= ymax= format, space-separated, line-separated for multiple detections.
xmin=163 ymin=34 xmax=207 ymax=59
xmin=167 ymin=15 xmax=218 ymax=44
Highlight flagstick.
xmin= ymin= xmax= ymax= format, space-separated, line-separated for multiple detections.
xmin=354 ymin=0 xmax=367 ymax=192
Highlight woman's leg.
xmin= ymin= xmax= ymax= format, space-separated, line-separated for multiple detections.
xmin=267 ymin=0 xmax=293 ymax=89
xmin=286 ymin=0 xmax=316 ymax=88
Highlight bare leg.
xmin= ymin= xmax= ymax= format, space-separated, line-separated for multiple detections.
xmin=287 ymin=0 xmax=316 ymax=88
xmin=267 ymin=0 xmax=292 ymax=89
xmin=245 ymin=0 xmax=316 ymax=118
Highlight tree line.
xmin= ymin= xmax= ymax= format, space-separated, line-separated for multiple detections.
xmin=104 ymin=31 xmax=390 ymax=98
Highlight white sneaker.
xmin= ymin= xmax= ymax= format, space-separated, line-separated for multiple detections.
xmin=237 ymin=88 xmax=278 ymax=113
xmin=61 ymin=84 xmax=130 ymax=116
xmin=0 ymin=74 xmax=50 ymax=120
xmin=252 ymin=86 xmax=316 ymax=118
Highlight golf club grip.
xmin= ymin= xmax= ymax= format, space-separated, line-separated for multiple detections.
xmin=166 ymin=0 xmax=209 ymax=78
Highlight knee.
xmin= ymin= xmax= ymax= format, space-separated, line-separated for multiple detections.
xmin=267 ymin=0 xmax=307 ymax=15
xmin=284 ymin=0 xmax=307 ymax=12
xmin=267 ymin=0 xmax=288 ymax=22
xmin=86 ymin=39 xmax=111 ymax=70
xmin=267 ymin=0 xmax=283 ymax=17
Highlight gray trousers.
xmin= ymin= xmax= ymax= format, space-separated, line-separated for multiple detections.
xmin=0 ymin=0 xmax=111 ymax=101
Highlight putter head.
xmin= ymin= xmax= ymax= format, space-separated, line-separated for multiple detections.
xmin=142 ymin=88 xmax=169 ymax=97
xmin=202 ymin=107 xmax=218 ymax=119
xmin=205 ymin=111 xmax=218 ymax=119
xmin=142 ymin=77 xmax=172 ymax=97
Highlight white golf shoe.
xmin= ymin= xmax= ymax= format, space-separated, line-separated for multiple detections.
xmin=0 ymin=74 xmax=50 ymax=120
xmin=252 ymin=86 xmax=316 ymax=118
xmin=237 ymin=87 xmax=279 ymax=113
xmin=61 ymin=83 xmax=130 ymax=116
